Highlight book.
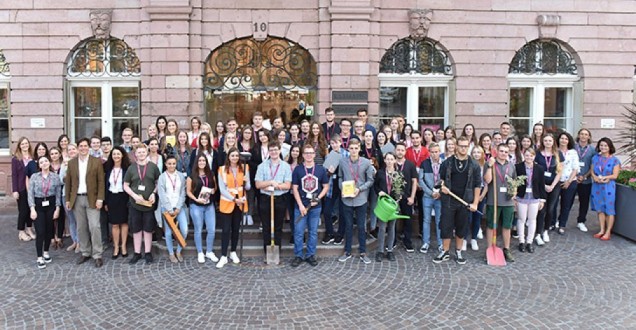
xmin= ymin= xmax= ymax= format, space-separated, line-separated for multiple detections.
xmin=341 ymin=180 xmax=356 ymax=198
xmin=165 ymin=135 xmax=176 ymax=148
xmin=198 ymin=186 xmax=213 ymax=203
xmin=323 ymin=150 xmax=341 ymax=173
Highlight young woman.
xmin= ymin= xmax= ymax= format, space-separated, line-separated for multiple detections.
xmin=175 ymin=130 xmax=192 ymax=176
xmin=61 ymin=144 xmax=80 ymax=252
xmin=532 ymin=122 xmax=545 ymax=150
xmin=286 ymin=144 xmax=301 ymax=241
xmin=402 ymin=124 xmax=414 ymax=148
xmin=57 ymin=134 xmax=70 ymax=162
xmin=12 ymin=137 xmax=34 ymax=241
xmin=277 ymin=129 xmax=292 ymax=161
xmin=389 ymin=118 xmax=401 ymax=143
xmin=507 ymin=137 xmax=522 ymax=164
xmin=239 ymin=125 xmax=254 ymax=153
xmin=377 ymin=131 xmax=395 ymax=154
xmin=435 ymin=129 xmax=445 ymax=146
xmin=515 ymin=148 xmax=547 ymax=253
xmin=467 ymin=146 xmax=488 ymax=250
xmin=440 ymin=137 xmax=456 ymax=160
xmin=216 ymin=147 xmax=251 ymax=268
xmin=189 ymin=132 xmax=218 ymax=176
xmin=147 ymin=138 xmax=164 ymax=172
xmin=520 ymin=135 xmax=533 ymax=154
xmin=48 ymin=147 xmax=65 ymax=249
xmin=211 ymin=120 xmax=225 ymax=149
xmin=186 ymin=154 xmax=218 ymax=264
xmin=438 ymin=126 xmax=456 ymax=154
xmin=219 ymin=131 xmax=237 ymax=165
xmin=534 ymin=134 xmax=563 ymax=245
xmin=461 ymin=123 xmax=478 ymax=153
xmin=187 ymin=116 xmax=202 ymax=147
xmin=156 ymin=116 xmax=168 ymax=139
xmin=28 ymin=156 xmax=63 ymax=269
xmin=373 ymin=152 xmax=400 ymax=262
xmin=289 ymin=124 xmax=302 ymax=146
xmin=575 ymin=129 xmax=594 ymax=232
xmin=306 ymin=122 xmax=328 ymax=166
xmin=28 ymin=142 xmax=49 ymax=179
xmin=104 ymin=146 xmax=131 ymax=259
xmin=556 ymin=131 xmax=580 ymax=234
xmin=144 ymin=124 xmax=158 ymax=145
xmin=158 ymin=156 xmax=188 ymax=263
xmin=423 ymin=128 xmax=436 ymax=149
xmin=478 ymin=133 xmax=493 ymax=162
xmin=590 ymin=138 xmax=620 ymax=241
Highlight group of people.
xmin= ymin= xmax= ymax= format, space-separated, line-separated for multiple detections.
xmin=12 ymin=109 xmax=621 ymax=269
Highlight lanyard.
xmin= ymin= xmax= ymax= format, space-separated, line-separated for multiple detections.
xmin=365 ymin=147 xmax=373 ymax=159
xmin=112 ymin=168 xmax=121 ymax=187
xmin=304 ymin=165 xmax=315 ymax=178
xmin=413 ymin=147 xmax=423 ymax=164
xmin=576 ymin=144 xmax=590 ymax=160
xmin=342 ymin=136 xmax=350 ymax=149
xmin=167 ymin=172 xmax=178 ymax=192
xmin=326 ymin=123 xmax=334 ymax=141
xmin=525 ymin=165 xmax=533 ymax=185
xmin=179 ymin=151 xmax=186 ymax=171
xmin=386 ymin=170 xmax=393 ymax=194
xmin=230 ymin=167 xmax=239 ymax=191
xmin=598 ymin=156 xmax=610 ymax=174
xmin=545 ymin=154 xmax=553 ymax=170
xmin=42 ymin=174 xmax=51 ymax=196
xmin=137 ymin=163 xmax=148 ymax=182
xmin=432 ymin=161 xmax=440 ymax=182
xmin=200 ymin=175 xmax=209 ymax=189
xmin=348 ymin=159 xmax=360 ymax=182
xmin=270 ymin=162 xmax=280 ymax=180
xmin=495 ymin=162 xmax=508 ymax=183
xmin=397 ymin=161 xmax=405 ymax=172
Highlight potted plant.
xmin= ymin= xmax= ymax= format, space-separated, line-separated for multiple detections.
xmin=613 ymin=104 xmax=636 ymax=240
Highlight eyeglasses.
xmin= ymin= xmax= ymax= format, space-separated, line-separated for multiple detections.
xmin=303 ymin=152 xmax=315 ymax=155
xmin=457 ymin=145 xmax=469 ymax=148
xmin=355 ymin=126 xmax=363 ymax=128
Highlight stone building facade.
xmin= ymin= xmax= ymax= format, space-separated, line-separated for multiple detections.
xmin=0 ymin=0 xmax=635 ymax=205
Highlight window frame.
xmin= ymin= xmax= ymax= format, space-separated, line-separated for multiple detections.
xmin=0 ymin=79 xmax=10 ymax=156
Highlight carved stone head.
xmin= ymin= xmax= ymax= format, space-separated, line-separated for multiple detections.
xmin=409 ymin=9 xmax=433 ymax=39
xmin=90 ymin=9 xmax=113 ymax=40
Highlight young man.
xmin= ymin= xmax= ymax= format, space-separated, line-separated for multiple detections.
xmin=100 ymin=136 xmax=112 ymax=163
xmin=291 ymin=144 xmax=329 ymax=267
xmin=255 ymin=142 xmax=292 ymax=258
xmin=352 ymin=120 xmax=365 ymax=142
xmin=300 ymin=120 xmax=310 ymax=141
xmin=405 ymin=130 xmax=429 ymax=252
xmin=483 ymin=143 xmax=517 ymax=262
xmin=322 ymin=107 xmax=341 ymax=145
xmin=574 ymin=129 xmax=593 ymax=232
xmin=339 ymin=119 xmax=353 ymax=151
xmin=338 ymin=139 xmax=376 ymax=264
xmin=252 ymin=111 xmax=264 ymax=142
xmin=121 ymin=128 xmax=134 ymax=154
xmin=99 ymin=136 xmax=113 ymax=247
xmin=89 ymin=136 xmax=103 ymax=159
xmin=123 ymin=144 xmax=162 ymax=265
xmin=65 ymin=138 xmax=105 ymax=268
xmin=418 ymin=142 xmax=443 ymax=253
xmin=356 ymin=108 xmax=376 ymax=136
xmin=322 ymin=134 xmax=346 ymax=245
xmin=394 ymin=142 xmax=418 ymax=252
xmin=499 ymin=122 xmax=513 ymax=141
xmin=433 ymin=136 xmax=481 ymax=265
xmin=220 ymin=118 xmax=239 ymax=147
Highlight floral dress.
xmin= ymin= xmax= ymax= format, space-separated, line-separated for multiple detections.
xmin=590 ymin=154 xmax=620 ymax=215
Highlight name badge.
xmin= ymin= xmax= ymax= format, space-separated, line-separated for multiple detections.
xmin=306 ymin=193 xmax=313 ymax=199
xmin=42 ymin=200 xmax=50 ymax=207
xmin=138 ymin=185 xmax=146 ymax=191
xmin=544 ymin=172 xmax=552 ymax=178
xmin=578 ymin=162 xmax=585 ymax=167
xmin=499 ymin=187 xmax=507 ymax=193
xmin=526 ymin=188 xmax=533 ymax=193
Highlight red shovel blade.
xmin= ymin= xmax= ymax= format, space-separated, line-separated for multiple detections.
xmin=486 ymin=245 xmax=506 ymax=266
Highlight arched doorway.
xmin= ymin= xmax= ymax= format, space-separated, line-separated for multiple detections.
xmin=508 ymin=39 xmax=581 ymax=136
xmin=65 ymin=37 xmax=141 ymax=144
xmin=204 ymin=36 xmax=318 ymax=127
xmin=378 ymin=37 xmax=455 ymax=132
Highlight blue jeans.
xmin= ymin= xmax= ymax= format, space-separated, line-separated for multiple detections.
xmin=162 ymin=207 xmax=188 ymax=254
xmin=342 ymin=204 xmax=367 ymax=254
xmin=368 ymin=187 xmax=378 ymax=230
xmin=294 ymin=206 xmax=321 ymax=258
xmin=323 ymin=182 xmax=344 ymax=238
xmin=66 ymin=207 xmax=79 ymax=244
xmin=190 ymin=203 xmax=216 ymax=253
xmin=422 ymin=197 xmax=442 ymax=247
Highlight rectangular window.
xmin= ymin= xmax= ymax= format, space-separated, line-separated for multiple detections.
xmin=379 ymin=87 xmax=407 ymax=125
xmin=417 ymin=87 xmax=445 ymax=132
xmin=509 ymin=88 xmax=533 ymax=137
xmin=0 ymin=85 xmax=9 ymax=149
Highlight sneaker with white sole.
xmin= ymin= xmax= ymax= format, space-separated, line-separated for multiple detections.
xmin=338 ymin=253 xmax=351 ymax=262
xmin=197 ymin=252 xmax=205 ymax=264
xmin=37 ymin=258 xmax=46 ymax=269
xmin=419 ymin=243 xmax=429 ymax=254
xmin=205 ymin=251 xmax=219 ymax=262
xmin=461 ymin=240 xmax=467 ymax=251
xmin=535 ymin=235 xmax=545 ymax=246
xmin=42 ymin=252 xmax=52 ymax=263
xmin=359 ymin=253 xmax=371 ymax=264
xmin=577 ymin=223 xmax=588 ymax=232
xmin=542 ymin=230 xmax=550 ymax=243
xmin=216 ymin=256 xmax=228 ymax=269
xmin=455 ymin=250 xmax=466 ymax=265
xmin=433 ymin=250 xmax=450 ymax=264
xmin=470 ymin=239 xmax=479 ymax=251
xmin=229 ymin=251 xmax=240 ymax=264
xmin=477 ymin=228 xmax=484 ymax=239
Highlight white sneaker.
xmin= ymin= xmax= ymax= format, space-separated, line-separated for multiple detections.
xmin=542 ymin=230 xmax=550 ymax=243
xmin=470 ymin=239 xmax=479 ymax=251
xmin=242 ymin=215 xmax=254 ymax=226
xmin=205 ymin=251 xmax=219 ymax=262
xmin=577 ymin=223 xmax=588 ymax=232
xmin=216 ymin=256 xmax=228 ymax=269
xmin=197 ymin=252 xmax=205 ymax=264
xmin=535 ymin=235 xmax=545 ymax=246
xmin=461 ymin=240 xmax=467 ymax=251
xmin=477 ymin=228 xmax=484 ymax=239
xmin=229 ymin=251 xmax=240 ymax=264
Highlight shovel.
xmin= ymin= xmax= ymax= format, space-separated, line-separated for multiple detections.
xmin=486 ymin=166 xmax=506 ymax=266
xmin=162 ymin=211 xmax=187 ymax=248
xmin=266 ymin=193 xmax=279 ymax=265
xmin=434 ymin=181 xmax=483 ymax=215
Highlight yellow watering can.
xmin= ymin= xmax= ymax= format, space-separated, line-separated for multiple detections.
xmin=374 ymin=194 xmax=411 ymax=222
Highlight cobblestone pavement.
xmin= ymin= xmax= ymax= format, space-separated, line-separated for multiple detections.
xmin=1 ymin=205 xmax=635 ymax=329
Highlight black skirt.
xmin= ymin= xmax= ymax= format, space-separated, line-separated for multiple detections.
xmin=107 ymin=192 xmax=130 ymax=225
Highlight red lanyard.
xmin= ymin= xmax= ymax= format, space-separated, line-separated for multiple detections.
xmin=137 ymin=163 xmax=148 ymax=182
xmin=598 ymin=156 xmax=610 ymax=174
xmin=365 ymin=147 xmax=373 ymax=159
xmin=112 ymin=168 xmax=121 ymax=187
xmin=167 ymin=172 xmax=178 ymax=192
xmin=349 ymin=159 xmax=359 ymax=182
xmin=432 ymin=161 xmax=440 ymax=182
xmin=342 ymin=136 xmax=350 ymax=149
xmin=230 ymin=167 xmax=239 ymax=190
xmin=545 ymin=154 xmax=553 ymax=170
xmin=42 ymin=174 xmax=51 ymax=196
xmin=326 ymin=124 xmax=334 ymax=141
xmin=270 ymin=162 xmax=280 ymax=180
xmin=385 ymin=170 xmax=393 ymax=194
xmin=304 ymin=165 xmax=316 ymax=178
xmin=413 ymin=147 xmax=424 ymax=164
xmin=200 ymin=175 xmax=209 ymax=189
xmin=397 ymin=161 xmax=405 ymax=172
xmin=495 ymin=162 xmax=509 ymax=183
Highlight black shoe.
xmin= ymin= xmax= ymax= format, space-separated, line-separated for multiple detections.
xmin=145 ymin=253 xmax=154 ymax=264
xmin=333 ymin=236 xmax=343 ymax=245
xmin=129 ymin=253 xmax=142 ymax=265
xmin=289 ymin=237 xmax=294 ymax=245
xmin=404 ymin=241 xmax=414 ymax=253
xmin=386 ymin=251 xmax=396 ymax=261
xmin=518 ymin=243 xmax=526 ymax=253
xmin=511 ymin=229 xmax=519 ymax=239
xmin=77 ymin=256 xmax=91 ymax=265
xmin=526 ymin=243 xmax=535 ymax=253
xmin=375 ymin=252 xmax=383 ymax=262
xmin=95 ymin=258 xmax=103 ymax=268
xmin=503 ymin=248 xmax=515 ymax=262
xmin=321 ymin=234 xmax=334 ymax=245
xmin=306 ymin=255 xmax=318 ymax=267
xmin=291 ymin=256 xmax=303 ymax=267
xmin=433 ymin=250 xmax=450 ymax=264
xmin=455 ymin=250 xmax=467 ymax=265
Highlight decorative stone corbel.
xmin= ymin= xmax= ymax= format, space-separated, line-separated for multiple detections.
xmin=537 ymin=14 xmax=560 ymax=39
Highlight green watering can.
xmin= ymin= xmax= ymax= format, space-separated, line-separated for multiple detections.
xmin=374 ymin=195 xmax=411 ymax=222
